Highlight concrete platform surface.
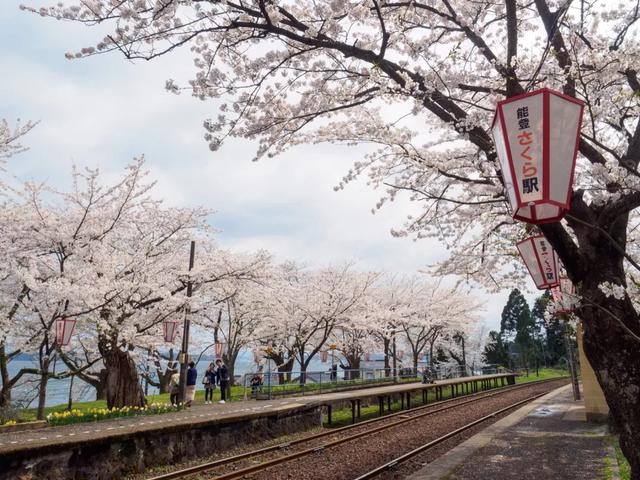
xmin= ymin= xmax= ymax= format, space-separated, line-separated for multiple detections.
xmin=0 ymin=373 xmax=512 ymax=456
xmin=407 ymin=384 xmax=615 ymax=480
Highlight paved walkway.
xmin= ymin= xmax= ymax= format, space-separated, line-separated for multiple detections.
xmin=0 ymin=373 xmax=512 ymax=456
xmin=407 ymin=384 xmax=617 ymax=480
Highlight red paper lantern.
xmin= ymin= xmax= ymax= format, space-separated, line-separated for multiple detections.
xmin=552 ymin=277 xmax=576 ymax=314
xmin=517 ymin=235 xmax=560 ymax=290
xmin=162 ymin=320 xmax=179 ymax=343
xmin=215 ymin=341 xmax=225 ymax=358
xmin=253 ymin=349 xmax=261 ymax=365
xmin=55 ymin=317 xmax=76 ymax=347
xmin=492 ymin=88 xmax=584 ymax=224
xmin=320 ymin=350 xmax=329 ymax=363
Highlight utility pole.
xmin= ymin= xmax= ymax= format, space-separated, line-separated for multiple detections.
xmin=178 ymin=240 xmax=196 ymax=404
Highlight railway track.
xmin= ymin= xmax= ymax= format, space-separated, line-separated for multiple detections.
xmin=145 ymin=377 xmax=567 ymax=480
xmin=353 ymin=392 xmax=547 ymax=479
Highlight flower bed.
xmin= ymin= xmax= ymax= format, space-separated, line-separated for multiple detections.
xmin=46 ymin=402 xmax=183 ymax=426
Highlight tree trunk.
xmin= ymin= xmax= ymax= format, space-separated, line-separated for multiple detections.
xmin=579 ymin=281 xmax=640 ymax=479
xmin=0 ymin=345 xmax=12 ymax=407
xmin=95 ymin=369 xmax=108 ymax=400
xmin=273 ymin=354 xmax=294 ymax=384
xmin=224 ymin=349 xmax=240 ymax=386
xmin=36 ymin=358 xmax=50 ymax=421
xmin=67 ymin=375 xmax=74 ymax=411
xmin=545 ymin=214 xmax=640 ymax=480
xmin=99 ymin=343 xmax=145 ymax=409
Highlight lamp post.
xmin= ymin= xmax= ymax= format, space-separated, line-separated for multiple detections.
xmin=178 ymin=240 xmax=196 ymax=405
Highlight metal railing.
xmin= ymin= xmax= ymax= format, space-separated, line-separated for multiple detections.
xmin=241 ymin=364 xmax=503 ymax=400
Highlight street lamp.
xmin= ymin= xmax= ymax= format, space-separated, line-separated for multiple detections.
xmin=491 ymin=88 xmax=584 ymax=224
xmin=517 ymin=235 xmax=561 ymax=289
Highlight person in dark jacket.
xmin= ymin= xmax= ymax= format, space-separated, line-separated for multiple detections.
xmin=330 ymin=364 xmax=338 ymax=382
xmin=216 ymin=358 xmax=230 ymax=404
xmin=203 ymin=362 xmax=217 ymax=404
xmin=185 ymin=361 xmax=197 ymax=407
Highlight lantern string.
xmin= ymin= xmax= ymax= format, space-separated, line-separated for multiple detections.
xmin=564 ymin=213 xmax=640 ymax=274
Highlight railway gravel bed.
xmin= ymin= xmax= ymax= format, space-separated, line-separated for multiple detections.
xmin=218 ymin=378 xmax=567 ymax=480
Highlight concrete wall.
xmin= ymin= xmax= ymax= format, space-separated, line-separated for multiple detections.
xmin=577 ymin=322 xmax=610 ymax=422
xmin=0 ymin=406 xmax=321 ymax=480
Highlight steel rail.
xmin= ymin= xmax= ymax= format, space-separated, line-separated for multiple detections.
xmin=146 ymin=377 xmax=566 ymax=480
xmin=353 ymin=391 xmax=550 ymax=480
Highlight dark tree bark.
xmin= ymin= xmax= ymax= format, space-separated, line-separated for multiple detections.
xmin=0 ymin=344 xmax=13 ymax=407
xmin=98 ymin=338 xmax=145 ymax=409
xmin=36 ymin=361 xmax=50 ymax=421
xmin=543 ymin=212 xmax=640 ymax=479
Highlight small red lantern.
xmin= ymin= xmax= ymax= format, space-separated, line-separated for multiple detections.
xmin=552 ymin=277 xmax=576 ymax=314
xmin=162 ymin=320 xmax=178 ymax=343
xmin=253 ymin=349 xmax=261 ymax=365
xmin=492 ymin=88 xmax=584 ymax=224
xmin=320 ymin=351 xmax=329 ymax=363
xmin=215 ymin=341 xmax=225 ymax=358
xmin=397 ymin=350 xmax=405 ymax=360
xmin=55 ymin=317 xmax=76 ymax=347
xmin=517 ymin=235 xmax=560 ymax=289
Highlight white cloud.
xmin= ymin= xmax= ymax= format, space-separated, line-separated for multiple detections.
xmin=0 ymin=3 xmax=546 ymax=335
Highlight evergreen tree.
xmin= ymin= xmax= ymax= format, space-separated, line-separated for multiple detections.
xmin=500 ymin=289 xmax=534 ymax=369
xmin=482 ymin=331 xmax=509 ymax=366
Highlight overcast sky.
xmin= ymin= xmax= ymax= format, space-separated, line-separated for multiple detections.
xmin=1 ymin=3 xmax=541 ymax=334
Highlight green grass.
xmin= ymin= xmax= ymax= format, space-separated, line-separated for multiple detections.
xmin=18 ymin=386 xmax=247 ymax=422
xmin=15 ymin=369 xmax=568 ymax=424
xmin=607 ymin=436 xmax=631 ymax=480
xmin=324 ymin=368 xmax=569 ymax=428
xmin=514 ymin=367 xmax=569 ymax=384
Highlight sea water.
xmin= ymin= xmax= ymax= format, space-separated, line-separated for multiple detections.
xmin=2 ymin=351 xmax=331 ymax=408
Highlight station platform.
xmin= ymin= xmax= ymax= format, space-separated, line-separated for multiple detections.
xmin=407 ymin=384 xmax=618 ymax=480
xmin=0 ymin=373 xmax=514 ymax=479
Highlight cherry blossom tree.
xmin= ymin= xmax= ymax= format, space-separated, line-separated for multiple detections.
xmin=28 ymin=1 xmax=640 ymax=473
xmin=255 ymin=262 xmax=377 ymax=383
xmin=194 ymin=250 xmax=274 ymax=384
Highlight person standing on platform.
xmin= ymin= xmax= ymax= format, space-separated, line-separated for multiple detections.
xmin=169 ymin=368 xmax=180 ymax=406
xmin=185 ymin=361 xmax=197 ymax=407
xmin=203 ymin=362 xmax=217 ymax=404
xmin=216 ymin=358 xmax=230 ymax=404
xmin=330 ymin=364 xmax=338 ymax=382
